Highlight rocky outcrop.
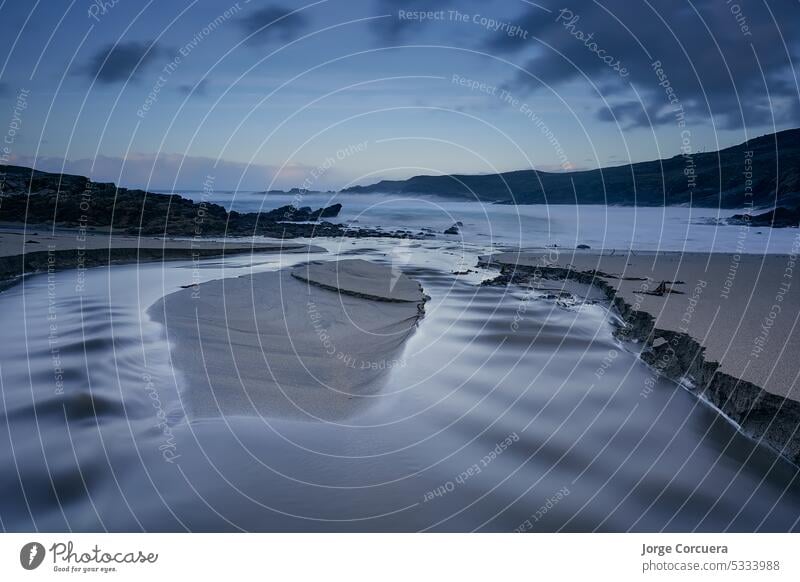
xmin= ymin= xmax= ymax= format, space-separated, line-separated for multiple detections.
xmin=443 ymin=222 xmax=462 ymax=235
xmin=728 ymin=206 xmax=800 ymax=228
xmin=478 ymin=257 xmax=800 ymax=466
xmin=263 ymin=203 xmax=342 ymax=222
xmin=0 ymin=165 xmax=388 ymax=239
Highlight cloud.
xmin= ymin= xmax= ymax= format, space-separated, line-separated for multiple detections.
xmin=238 ymin=5 xmax=309 ymax=45
xmin=78 ymin=40 xmax=163 ymax=84
xmin=9 ymin=152 xmax=315 ymax=191
xmin=595 ymin=100 xmax=677 ymax=129
xmin=373 ymin=0 xmax=459 ymax=40
xmin=486 ymin=0 xmax=800 ymax=130
xmin=177 ymin=79 xmax=209 ymax=97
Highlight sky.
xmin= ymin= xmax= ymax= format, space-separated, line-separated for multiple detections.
xmin=0 ymin=0 xmax=798 ymax=191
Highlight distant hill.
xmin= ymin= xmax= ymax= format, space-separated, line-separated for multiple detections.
xmin=343 ymin=129 xmax=800 ymax=208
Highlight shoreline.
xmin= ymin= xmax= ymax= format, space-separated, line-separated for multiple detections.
xmin=0 ymin=227 xmax=323 ymax=292
xmin=3 ymin=233 xmax=799 ymax=530
xmin=479 ymin=250 xmax=800 ymax=466
xmin=5 ymin=223 xmax=798 ymax=463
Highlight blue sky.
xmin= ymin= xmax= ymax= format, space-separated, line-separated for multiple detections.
xmin=1 ymin=0 xmax=798 ymax=190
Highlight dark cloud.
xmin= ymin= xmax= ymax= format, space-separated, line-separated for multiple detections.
xmin=79 ymin=41 xmax=163 ymax=84
xmin=238 ymin=6 xmax=309 ymax=45
xmin=177 ymin=79 xmax=209 ymax=97
xmin=486 ymin=0 xmax=800 ymax=131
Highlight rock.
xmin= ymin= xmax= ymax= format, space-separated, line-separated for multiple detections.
xmin=728 ymin=206 xmax=800 ymax=228
xmin=577 ymin=244 xmax=591 ymax=249
xmin=644 ymin=280 xmax=684 ymax=296
xmin=291 ymin=259 xmax=425 ymax=303
xmin=317 ymin=203 xmax=342 ymax=218
xmin=0 ymin=164 xmax=414 ymax=241
xmin=444 ymin=223 xmax=460 ymax=235
xmin=262 ymin=204 xmax=342 ymax=222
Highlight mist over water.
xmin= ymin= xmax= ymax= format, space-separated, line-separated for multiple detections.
xmin=1 ymin=236 xmax=798 ymax=532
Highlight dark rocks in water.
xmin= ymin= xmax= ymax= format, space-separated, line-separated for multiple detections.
xmin=729 ymin=206 xmax=800 ymax=228
xmin=0 ymin=164 xmax=387 ymax=239
xmin=480 ymin=271 xmax=531 ymax=286
xmin=644 ymin=281 xmax=684 ymax=296
xmin=576 ymin=244 xmax=591 ymax=249
xmin=263 ymin=203 xmax=342 ymax=222
xmin=726 ymin=212 xmax=753 ymax=226
xmin=317 ymin=203 xmax=342 ymax=218
xmin=444 ymin=223 xmax=460 ymax=235
xmin=264 ymin=187 xmax=326 ymax=195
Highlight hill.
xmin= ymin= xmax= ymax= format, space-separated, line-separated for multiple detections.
xmin=343 ymin=129 xmax=800 ymax=207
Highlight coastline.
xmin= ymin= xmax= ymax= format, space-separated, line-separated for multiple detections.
xmin=0 ymin=226 xmax=323 ymax=291
xmin=3 ymin=231 xmax=799 ymax=531
xmin=479 ymin=250 xmax=800 ymax=465
xmin=4 ymin=222 xmax=798 ymax=461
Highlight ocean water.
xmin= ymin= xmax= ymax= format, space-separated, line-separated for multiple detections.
xmin=166 ymin=190 xmax=800 ymax=254
xmin=1 ymin=237 xmax=798 ymax=532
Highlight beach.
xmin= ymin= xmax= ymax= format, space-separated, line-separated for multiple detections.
xmin=150 ymin=259 xmax=426 ymax=421
xmin=481 ymin=249 xmax=800 ymax=464
xmin=3 ymin=233 xmax=798 ymax=532
xmin=0 ymin=209 xmax=799 ymax=531
xmin=0 ymin=224 xmax=322 ymax=287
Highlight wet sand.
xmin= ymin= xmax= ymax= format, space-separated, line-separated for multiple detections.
xmin=150 ymin=259 xmax=425 ymax=421
xmin=482 ymin=248 xmax=800 ymax=464
xmin=292 ymin=258 xmax=426 ymax=302
xmin=0 ymin=225 xmax=323 ymax=286
xmin=484 ymin=249 xmax=800 ymax=401
xmin=3 ymin=242 xmax=800 ymax=531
